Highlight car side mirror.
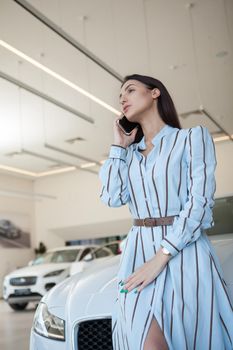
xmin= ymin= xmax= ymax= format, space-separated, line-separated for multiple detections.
xmin=83 ymin=253 xmax=93 ymax=262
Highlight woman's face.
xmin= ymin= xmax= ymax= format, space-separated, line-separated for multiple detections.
xmin=119 ymin=79 xmax=159 ymax=123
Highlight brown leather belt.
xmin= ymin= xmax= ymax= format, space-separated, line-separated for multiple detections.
xmin=133 ymin=215 xmax=176 ymax=227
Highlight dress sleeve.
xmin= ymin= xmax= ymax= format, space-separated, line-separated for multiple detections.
xmin=160 ymin=125 xmax=217 ymax=257
xmin=99 ymin=144 xmax=130 ymax=207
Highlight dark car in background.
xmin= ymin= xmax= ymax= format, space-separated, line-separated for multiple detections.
xmin=0 ymin=219 xmax=22 ymax=239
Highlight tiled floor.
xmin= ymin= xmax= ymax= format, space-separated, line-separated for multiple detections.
xmin=0 ymin=299 xmax=35 ymax=350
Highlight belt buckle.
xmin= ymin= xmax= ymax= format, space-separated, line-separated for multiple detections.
xmin=143 ymin=217 xmax=152 ymax=227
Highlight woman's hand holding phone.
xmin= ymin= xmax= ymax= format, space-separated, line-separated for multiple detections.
xmin=113 ymin=116 xmax=138 ymax=148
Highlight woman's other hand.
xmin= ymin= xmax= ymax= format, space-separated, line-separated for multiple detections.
xmin=121 ymin=248 xmax=171 ymax=293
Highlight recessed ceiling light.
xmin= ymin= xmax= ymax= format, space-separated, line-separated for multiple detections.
xmin=37 ymin=167 xmax=76 ymax=177
xmin=213 ymin=134 xmax=233 ymax=142
xmin=0 ymin=164 xmax=36 ymax=177
xmin=0 ymin=164 xmax=76 ymax=177
xmin=80 ymin=162 xmax=96 ymax=168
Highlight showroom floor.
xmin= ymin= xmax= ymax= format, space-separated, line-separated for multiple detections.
xmin=0 ymin=299 xmax=35 ymax=350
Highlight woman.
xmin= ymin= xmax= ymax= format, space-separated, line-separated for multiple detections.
xmin=99 ymin=74 xmax=233 ymax=350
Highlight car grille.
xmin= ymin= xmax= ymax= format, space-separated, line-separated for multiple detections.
xmin=77 ymin=318 xmax=113 ymax=350
xmin=10 ymin=276 xmax=37 ymax=286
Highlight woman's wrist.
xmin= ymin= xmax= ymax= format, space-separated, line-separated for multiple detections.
xmin=153 ymin=247 xmax=172 ymax=264
xmin=160 ymin=246 xmax=171 ymax=256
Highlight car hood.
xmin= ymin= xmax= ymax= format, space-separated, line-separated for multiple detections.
xmin=42 ymin=255 xmax=121 ymax=321
xmin=5 ymin=263 xmax=71 ymax=278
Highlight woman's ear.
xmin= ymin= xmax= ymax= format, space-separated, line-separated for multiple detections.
xmin=152 ymin=88 xmax=160 ymax=99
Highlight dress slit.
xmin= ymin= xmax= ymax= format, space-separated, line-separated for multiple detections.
xmin=139 ymin=279 xmax=161 ymax=350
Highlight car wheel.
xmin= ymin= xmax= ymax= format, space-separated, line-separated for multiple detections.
xmin=8 ymin=302 xmax=28 ymax=311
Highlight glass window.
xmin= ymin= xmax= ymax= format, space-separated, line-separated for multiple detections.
xmin=206 ymin=195 xmax=233 ymax=236
xmin=32 ymin=249 xmax=81 ymax=265
xmin=105 ymin=243 xmax=120 ymax=255
xmin=93 ymin=247 xmax=111 ymax=259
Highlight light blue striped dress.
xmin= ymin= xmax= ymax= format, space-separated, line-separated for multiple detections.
xmin=99 ymin=124 xmax=233 ymax=350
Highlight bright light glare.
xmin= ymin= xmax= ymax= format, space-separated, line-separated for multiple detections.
xmin=0 ymin=40 xmax=121 ymax=115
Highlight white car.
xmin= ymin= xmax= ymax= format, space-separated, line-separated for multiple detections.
xmin=3 ymin=244 xmax=113 ymax=311
xmin=29 ymin=233 xmax=233 ymax=349
xmin=30 ymin=254 xmax=120 ymax=350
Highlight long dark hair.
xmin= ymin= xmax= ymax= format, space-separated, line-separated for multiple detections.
xmin=121 ymin=74 xmax=182 ymax=143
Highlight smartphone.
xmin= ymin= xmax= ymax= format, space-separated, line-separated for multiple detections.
xmin=117 ymin=115 xmax=140 ymax=136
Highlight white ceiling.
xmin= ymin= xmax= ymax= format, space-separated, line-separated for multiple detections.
xmin=0 ymin=0 xmax=232 ymax=179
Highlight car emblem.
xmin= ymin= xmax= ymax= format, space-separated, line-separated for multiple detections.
xmin=20 ymin=278 xmax=26 ymax=283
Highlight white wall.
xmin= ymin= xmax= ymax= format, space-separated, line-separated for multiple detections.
xmin=0 ymin=174 xmax=35 ymax=297
xmin=33 ymin=168 xmax=131 ymax=248
xmin=214 ymin=141 xmax=233 ymax=197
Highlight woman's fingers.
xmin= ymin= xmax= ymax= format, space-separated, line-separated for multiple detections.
xmin=137 ymin=280 xmax=149 ymax=292
xmin=122 ymin=277 xmax=150 ymax=293
xmin=124 ymin=271 xmax=147 ymax=291
xmin=124 ymin=271 xmax=137 ymax=283
xmin=123 ymin=267 xmax=155 ymax=292
xmin=124 ymin=279 xmax=141 ymax=292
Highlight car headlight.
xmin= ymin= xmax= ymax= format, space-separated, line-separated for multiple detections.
xmin=3 ymin=275 xmax=9 ymax=283
xmin=33 ymin=302 xmax=65 ymax=341
xmin=43 ymin=269 xmax=65 ymax=277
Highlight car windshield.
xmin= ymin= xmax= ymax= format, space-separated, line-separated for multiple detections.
xmin=32 ymin=249 xmax=81 ymax=265
xmin=206 ymin=195 xmax=233 ymax=236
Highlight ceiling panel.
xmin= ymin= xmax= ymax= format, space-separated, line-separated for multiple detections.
xmin=0 ymin=0 xmax=232 ymax=179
